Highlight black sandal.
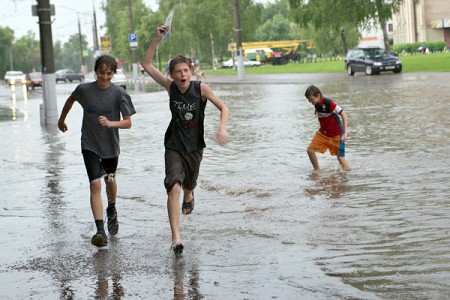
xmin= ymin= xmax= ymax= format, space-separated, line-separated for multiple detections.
xmin=182 ymin=193 xmax=195 ymax=215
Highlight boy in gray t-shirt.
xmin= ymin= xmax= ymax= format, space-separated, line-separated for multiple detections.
xmin=58 ymin=55 xmax=136 ymax=247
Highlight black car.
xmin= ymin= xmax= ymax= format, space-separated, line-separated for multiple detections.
xmin=345 ymin=47 xmax=402 ymax=76
xmin=55 ymin=69 xmax=84 ymax=83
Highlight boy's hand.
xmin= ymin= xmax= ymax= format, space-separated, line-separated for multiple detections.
xmin=216 ymin=128 xmax=229 ymax=146
xmin=341 ymin=132 xmax=347 ymax=142
xmin=98 ymin=116 xmax=111 ymax=128
xmin=156 ymin=25 xmax=168 ymax=40
xmin=58 ymin=121 xmax=68 ymax=132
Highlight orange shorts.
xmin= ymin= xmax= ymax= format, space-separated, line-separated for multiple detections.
xmin=308 ymin=131 xmax=345 ymax=157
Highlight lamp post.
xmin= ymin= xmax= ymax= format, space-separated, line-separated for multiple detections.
xmin=9 ymin=46 xmax=13 ymax=70
xmin=233 ymin=0 xmax=244 ymax=80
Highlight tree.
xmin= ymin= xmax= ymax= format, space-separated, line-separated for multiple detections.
xmin=11 ymin=32 xmax=41 ymax=73
xmin=103 ymin=0 xmax=151 ymax=68
xmin=288 ymin=0 xmax=404 ymax=52
xmin=54 ymin=34 xmax=90 ymax=72
xmin=0 ymin=27 xmax=15 ymax=74
xmin=134 ymin=0 xmax=262 ymax=68
xmin=256 ymin=14 xmax=299 ymax=41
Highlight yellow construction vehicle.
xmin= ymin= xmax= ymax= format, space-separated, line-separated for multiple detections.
xmin=229 ymin=40 xmax=313 ymax=64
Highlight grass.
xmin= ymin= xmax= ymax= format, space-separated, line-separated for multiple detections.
xmin=204 ymin=52 xmax=450 ymax=75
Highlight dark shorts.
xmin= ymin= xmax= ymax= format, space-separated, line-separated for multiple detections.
xmin=164 ymin=148 xmax=203 ymax=193
xmin=82 ymin=150 xmax=118 ymax=182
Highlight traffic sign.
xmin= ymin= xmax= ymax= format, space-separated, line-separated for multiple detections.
xmin=129 ymin=33 xmax=138 ymax=47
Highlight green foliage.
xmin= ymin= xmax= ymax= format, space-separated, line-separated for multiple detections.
xmin=132 ymin=0 xmax=262 ymax=69
xmin=53 ymin=34 xmax=91 ymax=72
xmin=261 ymin=0 xmax=289 ymax=22
xmin=393 ymin=41 xmax=447 ymax=54
xmin=256 ymin=14 xmax=298 ymax=41
xmin=206 ymin=51 xmax=450 ymax=74
xmin=399 ymin=52 xmax=450 ymax=72
xmin=11 ymin=32 xmax=41 ymax=73
xmin=288 ymin=0 xmax=404 ymax=51
xmin=0 ymin=27 xmax=15 ymax=75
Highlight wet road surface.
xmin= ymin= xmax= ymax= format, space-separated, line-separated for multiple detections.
xmin=1 ymin=72 xmax=449 ymax=299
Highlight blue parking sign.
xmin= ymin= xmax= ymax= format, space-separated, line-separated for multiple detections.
xmin=128 ymin=33 xmax=137 ymax=42
xmin=128 ymin=33 xmax=138 ymax=47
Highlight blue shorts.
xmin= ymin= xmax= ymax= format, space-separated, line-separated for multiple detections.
xmin=82 ymin=150 xmax=118 ymax=182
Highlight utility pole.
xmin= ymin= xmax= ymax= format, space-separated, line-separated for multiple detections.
xmin=127 ymin=0 xmax=138 ymax=79
xmin=78 ymin=15 xmax=85 ymax=67
xmin=93 ymin=3 xmax=99 ymax=51
xmin=233 ymin=0 xmax=244 ymax=80
xmin=36 ymin=0 xmax=58 ymax=125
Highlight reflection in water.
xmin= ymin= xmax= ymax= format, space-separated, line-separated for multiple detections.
xmin=40 ymin=126 xmax=71 ymax=298
xmin=304 ymin=171 xmax=348 ymax=199
xmin=172 ymin=257 xmax=201 ymax=300
xmin=11 ymin=92 xmax=16 ymax=120
xmin=0 ymin=84 xmax=29 ymax=121
xmin=93 ymin=250 xmax=124 ymax=299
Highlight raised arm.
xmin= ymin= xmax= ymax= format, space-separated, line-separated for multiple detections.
xmin=141 ymin=25 xmax=173 ymax=91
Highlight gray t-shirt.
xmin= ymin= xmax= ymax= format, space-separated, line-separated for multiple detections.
xmin=71 ymin=82 xmax=136 ymax=158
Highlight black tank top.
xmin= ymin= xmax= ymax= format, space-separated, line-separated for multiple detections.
xmin=164 ymin=81 xmax=207 ymax=152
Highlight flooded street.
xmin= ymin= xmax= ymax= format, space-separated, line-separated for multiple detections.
xmin=1 ymin=72 xmax=449 ymax=299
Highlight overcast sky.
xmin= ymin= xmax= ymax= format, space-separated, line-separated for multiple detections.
xmin=1 ymin=0 xmax=273 ymax=48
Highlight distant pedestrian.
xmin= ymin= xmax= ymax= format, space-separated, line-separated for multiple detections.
xmin=58 ymin=55 xmax=136 ymax=247
xmin=141 ymin=25 xmax=229 ymax=256
xmin=195 ymin=65 xmax=207 ymax=81
xmin=304 ymin=85 xmax=350 ymax=171
xmin=421 ymin=42 xmax=427 ymax=54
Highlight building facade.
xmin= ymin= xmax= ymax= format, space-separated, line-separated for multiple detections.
xmin=393 ymin=0 xmax=450 ymax=46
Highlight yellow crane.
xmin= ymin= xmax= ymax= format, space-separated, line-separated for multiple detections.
xmin=241 ymin=40 xmax=313 ymax=53
xmin=229 ymin=40 xmax=314 ymax=64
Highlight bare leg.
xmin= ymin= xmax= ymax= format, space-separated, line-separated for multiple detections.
xmin=90 ymin=179 xmax=104 ymax=220
xmin=182 ymin=187 xmax=194 ymax=214
xmin=105 ymin=177 xmax=117 ymax=204
xmin=307 ymin=148 xmax=320 ymax=171
xmin=337 ymin=156 xmax=351 ymax=170
xmin=168 ymin=183 xmax=182 ymax=243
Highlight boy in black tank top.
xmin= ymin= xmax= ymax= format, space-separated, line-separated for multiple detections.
xmin=141 ymin=25 xmax=229 ymax=255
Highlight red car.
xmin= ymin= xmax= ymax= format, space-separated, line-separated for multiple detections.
xmin=26 ymin=72 xmax=43 ymax=90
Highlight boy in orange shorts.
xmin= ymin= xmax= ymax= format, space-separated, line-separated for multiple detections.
xmin=305 ymin=85 xmax=350 ymax=171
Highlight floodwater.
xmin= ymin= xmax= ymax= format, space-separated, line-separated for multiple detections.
xmin=1 ymin=72 xmax=449 ymax=299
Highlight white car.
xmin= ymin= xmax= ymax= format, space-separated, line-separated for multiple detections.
xmin=4 ymin=71 xmax=26 ymax=85
xmin=112 ymin=69 xmax=127 ymax=89
xmin=221 ymin=58 xmax=261 ymax=68
xmin=83 ymin=69 xmax=127 ymax=89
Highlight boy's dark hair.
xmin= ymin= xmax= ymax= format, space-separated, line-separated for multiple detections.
xmin=169 ymin=55 xmax=193 ymax=73
xmin=305 ymin=85 xmax=322 ymax=98
xmin=94 ymin=55 xmax=118 ymax=73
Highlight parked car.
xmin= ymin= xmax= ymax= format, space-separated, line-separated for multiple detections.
xmin=4 ymin=71 xmax=26 ymax=85
xmin=221 ymin=58 xmax=262 ymax=68
xmin=55 ymin=69 xmax=84 ymax=83
xmin=83 ymin=69 xmax=127 ymax=89
xmin=112 ymin=68 xmax=127 ymax=89
xmin=26 ymin=72 xmax=43 ymax=90
xmin=345 ymin=47 xmax=402 ymax=76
